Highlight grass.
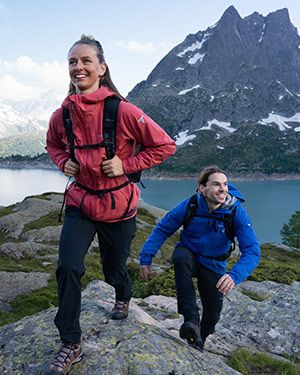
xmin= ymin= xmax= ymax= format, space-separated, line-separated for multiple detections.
xmin=24 ymin=192 xmax=62 ymax=201
xmin=0 ymin=205 xmax=16 ymax=218
xmin=137 ymin=207 xmax=157 ymax=226
xmin=0 ymin=253 xmax=106 ymax=327
xmin=228 ymin=347 xmax=300 ymax=375
xmin=22 ymin=210 xmax=62 ymax=233
xmin=129 ymin=264 xmax=176 ymax=298
xmin=228 ymin=243 xmax=300 ymax=285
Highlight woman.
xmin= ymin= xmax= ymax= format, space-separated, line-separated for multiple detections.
xmin=46 ymin=34 xmax=175 ymax=373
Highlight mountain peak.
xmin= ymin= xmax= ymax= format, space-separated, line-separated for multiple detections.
xmin=219 ymin=5 xmax=241 ymax=23
xmin=266 ymin=8 xmax=291 ymax=26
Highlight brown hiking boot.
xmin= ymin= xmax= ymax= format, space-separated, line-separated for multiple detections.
xmin=111 ymin=300 xmax=130 ymax=320
xmin=47 ymin=341 xmax=83 ymax=374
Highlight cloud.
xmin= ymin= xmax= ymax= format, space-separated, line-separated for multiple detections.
xmin=0 ymin=57 xmax=69 ymax=100
xmin=0 ymin=75 xmax=41 ymax=100
xmin=117 ymin=40 xmax=172 ymax=54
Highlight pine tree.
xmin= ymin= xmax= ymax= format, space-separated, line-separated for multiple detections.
xmin=280 ymin=211 xmax=300 ymax=248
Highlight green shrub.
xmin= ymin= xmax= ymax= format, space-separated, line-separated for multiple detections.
xmin=129 ymin=264 xmax=176 ymax=298
xmin=281 ymin=210 xmax=300 ymax=248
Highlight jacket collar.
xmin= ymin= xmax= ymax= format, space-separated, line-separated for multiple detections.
xmin=62 ymin=86 xmax=115 ymax=107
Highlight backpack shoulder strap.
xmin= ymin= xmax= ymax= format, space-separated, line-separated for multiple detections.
xmin=62 ymin=107 xmax=78 ymax=164
xmin=103 ymin=96 xmax=121 ymax=159
xmin=183 ymin=194 xmax=198 ymax=229
xmin=224 ymin=206 xmax=237 ymax=251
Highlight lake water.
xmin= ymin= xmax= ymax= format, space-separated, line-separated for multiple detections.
xmin=1 ymin=168 xmax=299 ymax=244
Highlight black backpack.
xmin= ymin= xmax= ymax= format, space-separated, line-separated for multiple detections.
xmin=182 ymin=194 xmax=237 ymax=261
xmin=62 ymin=96 xmax=143 ymax=185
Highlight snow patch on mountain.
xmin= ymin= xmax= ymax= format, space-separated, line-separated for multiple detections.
xmin=175 ymin=130 xmax=196 ymax=146
xmin=258 ymin=113 xmax=300 ymax=131
xmin=178 ymin=85 xmax=201 ymax=95
xmin=200 ymin=119 xmax=235 ymax=133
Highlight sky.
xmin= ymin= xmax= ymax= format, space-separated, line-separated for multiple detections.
xmin=0 ymin=0 xmax=299 ymax=100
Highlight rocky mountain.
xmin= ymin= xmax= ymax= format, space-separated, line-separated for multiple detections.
xmin=0 ymin=194 xmax=299 ymax=373
xmin=127 ymin=6 xmax=300 ymax=175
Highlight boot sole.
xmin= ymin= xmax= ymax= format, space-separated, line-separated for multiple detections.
xmin=179 ymin=325 xmax=198 ymax=345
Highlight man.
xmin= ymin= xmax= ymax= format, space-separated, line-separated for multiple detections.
xmin=139 ymin=166 xmax=260 ymax=351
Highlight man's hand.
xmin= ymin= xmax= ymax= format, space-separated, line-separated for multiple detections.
xmin=64 ymin=159 xmax=80 ymax=177
xmin=102 ymin=155 xmax=124 ymax=177
xmin=140 ymin=265 xmax=152 ymax=281
xmin=216 ymin=274 xmax=235 ymax=294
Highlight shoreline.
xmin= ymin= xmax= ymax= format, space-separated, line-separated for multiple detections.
xmin=1 ymin=164 xmax=300 ymax=181
xmin=145 ymin=172 xmax=300 ymax=182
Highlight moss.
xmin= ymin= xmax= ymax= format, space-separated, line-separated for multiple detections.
xmin=228 ymin=347 xmax=300 ymax=375
xmin=22 ymin=210 xmax=62 ymax=232
xmin=240 ymin=289 xmax=270 ymax=302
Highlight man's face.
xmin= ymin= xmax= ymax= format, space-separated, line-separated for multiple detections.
xmin=199 ymin=173 xmax=228 ymax=209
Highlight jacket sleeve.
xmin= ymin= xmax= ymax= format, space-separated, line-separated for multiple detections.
xmin=118 ymin=101 xmax=176 ymax=174
xmin=227 ymin=205 xmax=260 ymax=285
xmin=46 ymin=110 xmax=70 ymax=173
xmin=139 ymin=200 xmax=188 ymax=265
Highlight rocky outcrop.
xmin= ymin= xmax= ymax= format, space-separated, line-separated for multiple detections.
xmin=0 ymin=272 xmax=51 ymax=312
xmin=0 ymin=281 xmax=240 ymax=374
xmin=0 ymin=194 xmax=63 ymax=239
xmin=136 ymin=281 xmax=300 ymax=359
xmin=0 ymin=193 xmax=299 ymax=373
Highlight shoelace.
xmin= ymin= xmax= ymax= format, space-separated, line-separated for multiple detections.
xmin=114 ymin=301 xmax=127 ymax=310
xmin=52 ymin=342 xmax=79 ymax=369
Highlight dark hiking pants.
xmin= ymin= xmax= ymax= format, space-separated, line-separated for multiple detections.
xmin=172 ymin=246 xmax=224 ymax=341
xmin=54 ymin=206 xmax=136 ymax=343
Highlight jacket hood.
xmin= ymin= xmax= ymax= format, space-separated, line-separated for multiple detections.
xmin=228 ymin=182 xmax=245 ymax=202
xmin=61 ymin=86 xmax=115 ymax=107
xmin=221 ymin=182 xmax=245 ymax=210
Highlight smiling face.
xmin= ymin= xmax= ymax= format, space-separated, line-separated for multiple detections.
xmin=199 ymin=172 xmax=228 ymax=212
xmin=68 ymin=44 xmax=107 ymax=94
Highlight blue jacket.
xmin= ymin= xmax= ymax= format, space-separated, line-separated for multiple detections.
xmin=139 ymin=184 xmax=260 ymax=285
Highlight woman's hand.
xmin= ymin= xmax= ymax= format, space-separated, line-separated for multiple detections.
xmin=64 ymin=159 xmax=80 ymax=177
xmin=102 ymin=155 xmax=124 ymax=177
xmin=216 ymin=274 xmax=235 ymax=294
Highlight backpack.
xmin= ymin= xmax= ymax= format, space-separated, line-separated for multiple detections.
xmin=182 ymin=194 xmax=237 ymax=261
xmin=62 ymin=96 xmax=143 ymax=185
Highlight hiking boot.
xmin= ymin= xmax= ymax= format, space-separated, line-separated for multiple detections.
xmin=179 ymin=321 xmax=204 ymax=351
xmin=47 ymin=341 xmax=83 ymax=374
xmin=111 ymin=300 xmax=130 ymax=320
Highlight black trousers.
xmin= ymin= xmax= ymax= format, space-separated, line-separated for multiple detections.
xmin=172 ymin=246 xmax=224 ymax=341
xmin=54 ymin=206 xmax=136 ymax=343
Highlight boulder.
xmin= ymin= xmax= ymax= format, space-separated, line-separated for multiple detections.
xmin=0 ymin=280 xmax=240 ymax=374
